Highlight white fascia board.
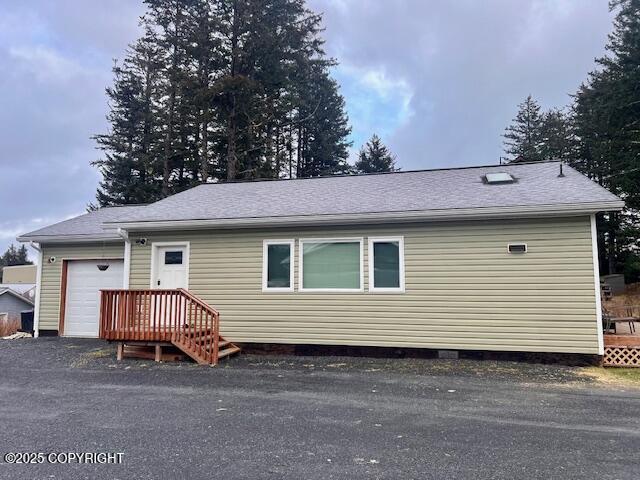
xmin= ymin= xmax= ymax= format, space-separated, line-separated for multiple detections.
xmin=16 ymin=235 xmax=124 ymax=244
xmin=107 ymin=201 xmax=625 ymax=232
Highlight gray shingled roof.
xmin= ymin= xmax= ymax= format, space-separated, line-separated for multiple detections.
xmin=19 ymin=162 xmax=622 ymax=240
xmin=109 ymin=162 xmax=621 ymax=224
xmin=18 ymin=205 xmax=144 ymax=241
xmin=0 ymin=288 xmax=34 ymax=306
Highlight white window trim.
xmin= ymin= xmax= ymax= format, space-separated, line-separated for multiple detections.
xmin=149 ymin=241 xmax=190 ymax=289
xmin=299 ymin=237 xmax=364 ymax=293
xmin=507 ymin=243 xmax=528 ymax=254
xmin=591 ymin=214 xmax=604 ymax=356
xmin=368 ymin=236 xmax=405 ymax=293
xmin=262 ymin=239 xmax=295 ymax=292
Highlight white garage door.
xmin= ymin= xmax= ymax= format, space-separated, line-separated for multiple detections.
xmin=64 ymin=260 xmax=124 ymax=337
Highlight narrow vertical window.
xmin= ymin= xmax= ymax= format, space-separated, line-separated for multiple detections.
xmin=263 ymin=240 xmax=294 ymax=292
xmin=369 ymin=237 xmax=405 ymax=293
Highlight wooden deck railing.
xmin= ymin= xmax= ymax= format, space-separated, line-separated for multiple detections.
xmin=99 ymin=289 xmax=221 ymax=364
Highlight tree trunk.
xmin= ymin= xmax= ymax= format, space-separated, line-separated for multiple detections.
xmin=162 ymin=3 xmax=181 ymax=197
xmin=162 ymin=90 xmax=176 ymax=196
xmin=141 ymin=53 xmax=153 ymax=187
xmin=226 ymin=0 xmax=239 ymax=181
xmin=295 ymin=124 xmax=303 ymax=177
xmin=199 ymin=115 xmax=209 ymax=182
xmin=274 ymin=125 xmax=281 ymax=177
xmin=226 ymin=105 xmax=238 ymax=180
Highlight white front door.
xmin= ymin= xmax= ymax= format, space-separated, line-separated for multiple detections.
xmin=64 ymin=260 xmax=124 ymax=337
xmin=153 ymin=245 xmax=189 ymax=289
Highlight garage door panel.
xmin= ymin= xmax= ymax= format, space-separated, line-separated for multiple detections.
xmin=64 ymin=260 xmax=124 ymax=337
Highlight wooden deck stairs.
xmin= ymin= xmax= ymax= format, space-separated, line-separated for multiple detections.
xmin=100 ymin=288 xmax=240 ymax=365
xmin=172 ymin=327 xmax=241 ymax=365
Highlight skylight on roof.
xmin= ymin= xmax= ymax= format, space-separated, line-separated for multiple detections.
xmin=485 ymin=172 xmax=514 ymax=184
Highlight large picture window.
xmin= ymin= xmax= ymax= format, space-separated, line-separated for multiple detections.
xmin=262 ymin=240 xmax=294 ymax=292
xmin=300 ymin=238 xmax=363 ymax=291
xmin=369 ymin=237 xmax=405 ymax=293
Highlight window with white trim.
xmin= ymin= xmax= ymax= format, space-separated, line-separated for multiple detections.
xmin=299 ymin=238 xmax=363 ymax=291
xmin=262 ymin=240 xmax=294 ymax=292
xmin=369 ymin=237 xmax=405 ymax=292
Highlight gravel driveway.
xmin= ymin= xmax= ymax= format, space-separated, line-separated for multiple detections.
xmin=0 ymin=338 xmax=639 ymax=479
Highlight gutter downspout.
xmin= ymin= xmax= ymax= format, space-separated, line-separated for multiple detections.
xmin=30 ymin=242 xmax=43 ymax=338
xmin=117 ymin=228 xmax=131 ymax=289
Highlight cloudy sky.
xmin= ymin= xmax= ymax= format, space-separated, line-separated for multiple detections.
xmin=0 ymin=0 xmax=613 ymax=257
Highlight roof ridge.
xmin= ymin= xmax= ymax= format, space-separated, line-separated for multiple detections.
xmin=196 ymin=160 xmax=562 ymax=187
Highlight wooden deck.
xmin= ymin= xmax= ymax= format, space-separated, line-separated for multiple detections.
xmin=99 ymin=289 xmax=240 ymax=365
xmin=603 ymin=322 xmax=640 ymax=367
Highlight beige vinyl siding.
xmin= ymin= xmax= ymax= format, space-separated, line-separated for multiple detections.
xmin=39 ymin=243 xmax=124 ymax=331
xmin=129 ymin=216 xmax=600 ymax=354
xmin=2 ymin=264 xmax=37 ymax=284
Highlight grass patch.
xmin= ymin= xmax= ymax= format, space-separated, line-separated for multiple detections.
xmin=85 ymin=348 xmax=112 ymax=359
xmin=581 ymin=366 xmax=640 ymax=386
xmin=71 ymin=348 xmax=112 ymax=367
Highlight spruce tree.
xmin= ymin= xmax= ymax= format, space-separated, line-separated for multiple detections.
xmin=0 ymin=244 xmax=32 ymax=267
xmin=354 ymin=134 xmax=398 ymax=174
xmin=572 ymin=0 xmax=640 ymax=275
xmin=93 ymin=33 xmax=163 ymax=205
xmin=295 ymin=65 xmax=352 ymax=177
xmin=503 ymin=95 xmax=544 ymax=162
xmin=94 ymin=0 xmax=352 ymax=205
xmin=539 ymin=108 xmax=576 ymax=161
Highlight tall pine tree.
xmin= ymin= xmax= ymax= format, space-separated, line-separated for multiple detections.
xmin=0 ymin=244 xmax=32 ymax=267
xmin=93 ymin=32 xmax=163 ymax=206
xmin=538 ymin=108 xmax=576 ymax=161
xmin=94 ymin=0 xmax=351 ymax=206
xmin=354 ymin=134 xmax=398 ymax=174
xmin=503 ymin=95 xmax=544 ymax=162
xmin=572 ymin=0 xmax=640 ymax=276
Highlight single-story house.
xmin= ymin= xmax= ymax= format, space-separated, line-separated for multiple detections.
xmin=0 ymin=283 xmax=36 ymax=301
xmin=17 ymin=161 xmax=623 ymax=361
xmin=0 ymin=287 xmax=34 ymax=320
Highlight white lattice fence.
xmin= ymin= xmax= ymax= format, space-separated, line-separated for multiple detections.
xmin=603 ymin=347 xmax=640 ymax=367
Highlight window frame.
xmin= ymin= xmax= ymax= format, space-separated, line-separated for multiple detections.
xmin=368 ymin=236 xmax=405 ymax=293
xmin=262 ymin=239 xmax=295 ymax=292
xmin=298 ymin=237 xmax=364 ymax=293
xmin=164 ymin=250 xmax=184 ymax=265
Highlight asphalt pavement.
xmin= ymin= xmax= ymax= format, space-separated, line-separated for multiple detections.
xmin=0 ymin=338 xmax=638 ymax=479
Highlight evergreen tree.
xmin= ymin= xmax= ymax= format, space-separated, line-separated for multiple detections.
xmin=572 ymin=0 xmax=640 ymax=275
xmin=0 ymin=244 xmax=32 ymax=267
xmin=354 ymin=134 xmax=398 ymax=174
xmin=92 ymin=33 xmax=163 ymax=206
xmin=93 ymin=0 xmax=352 ymax=205
xmin=503 ymin=95 xmax=544 ymax=162
xmin=296 ymin=66 xmax=352 ymax=177
xmin=539 ymin=108 xmax=576 ymax=161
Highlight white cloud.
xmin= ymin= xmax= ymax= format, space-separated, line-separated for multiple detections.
xmin=0 ymin=214 xmax=77 ymax=241
xmin=334 ymin=63 xmax=414 ymax=157
xmin=9 ymin=45 xmax=90 ymax=83
xmin=312 ymin=0 xmax=613 ymax=169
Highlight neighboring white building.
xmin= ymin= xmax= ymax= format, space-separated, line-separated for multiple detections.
xmin=2 ymin=264 xmax=37 ymax=284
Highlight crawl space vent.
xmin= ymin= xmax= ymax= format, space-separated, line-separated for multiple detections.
xmin=508 ymin=244 xmax=527 ymax=254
